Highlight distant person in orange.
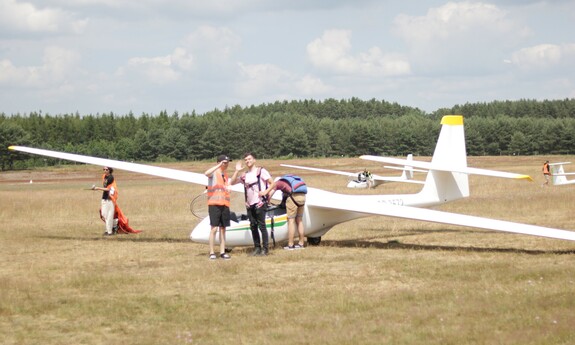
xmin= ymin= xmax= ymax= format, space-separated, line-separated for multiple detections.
xmin=542 ymin=160 xmax=551 ymax=187
xmin=92 ymin=167 xmax=118 ymax=236
xmin=91 ymin=167 xmax=140 ymax=236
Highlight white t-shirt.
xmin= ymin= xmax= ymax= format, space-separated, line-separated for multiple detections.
xmin=243 ymin=167 xmax=271 ymax=206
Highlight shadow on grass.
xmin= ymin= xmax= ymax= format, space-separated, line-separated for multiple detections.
xmin=38 ymin=234 xmax=191 ymax=243
xmin=38 ymin=228 xmax=575 ymax=255
xmin=36 ymin=234 xmax=256 ymax=256
xmin=321 ymin=238 xmax=575 ymax=255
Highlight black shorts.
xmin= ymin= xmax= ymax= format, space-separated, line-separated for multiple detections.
xmin=208 ymin=205 xmax=231 ymax=227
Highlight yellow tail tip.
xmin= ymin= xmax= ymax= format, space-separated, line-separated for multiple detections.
xmin=440 ymin=115 xmax=463 ymax=125
xmin=518 ymin=175 xmax=533 ymax=182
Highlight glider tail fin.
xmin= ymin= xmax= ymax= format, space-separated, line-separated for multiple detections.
xmin=552 ymin=164 xmax=566 ymax=185
xmin=417 ymin=115 xmax=470 ymax=203
xmin=550 ymin=162 xmax=575 ymax=185
xmin=401 ymin=154 xmax=414 ymax=180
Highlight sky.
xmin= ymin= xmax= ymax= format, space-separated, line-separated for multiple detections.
xmin=1 ymin=0 xmax=574 ymax=116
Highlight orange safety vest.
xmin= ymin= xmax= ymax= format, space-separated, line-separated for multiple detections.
xmin=207 ymin=170 xmax=230 ymax=207
xmin=543 ymin=163 xmax=550 ymax=175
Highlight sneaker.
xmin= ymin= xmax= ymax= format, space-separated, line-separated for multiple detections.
xmin=252 ymin=247 xmax=262 ymax=256
xmin=209 ymin=253 xmax=217 ymax=260
xmin=260 ymin=248 xmax=269 ymax=256
xmin=294 ymin=244 xmax=304 ymax=249
xmin=220 ymin=253 xmax=231 ymax=260
xmin=283 ymin=245 xmax=295 ymax=250
xmin=103 ymin=232 xmax=113 ymax=236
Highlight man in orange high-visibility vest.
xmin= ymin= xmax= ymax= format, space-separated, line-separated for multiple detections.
xmin=542 ymin=160 xmax=551 ymax=187
xmin=205 ymin=155 xmax=233 ymax=260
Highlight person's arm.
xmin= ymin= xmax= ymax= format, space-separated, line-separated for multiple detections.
xmin=92 ymin=185 xmax=111 ymax=192
xmin=92 ymin=185 xmax=110 ymax=192
xmin=260 ymin=176 xmax=275 ymax=197
xmin=264 ymin=180 xmax=277 ymax=198
xmin=205 ymin=162 xmax=223 ymax=177
xmin=92 ymin=176 xmax=112 ymax=191
xmin=229 ymin=161 xmax=244 ymax=185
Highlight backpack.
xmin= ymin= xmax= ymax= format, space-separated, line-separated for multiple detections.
xmin=280 ymin=174 xmax=307 ymax=194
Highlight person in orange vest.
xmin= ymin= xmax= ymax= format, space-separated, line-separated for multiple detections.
xmin=205 ymin=155 xmax=233 ymax=260
xmin=91 ymin=167 xmax=141 ymax=236
xmin=542 ymin=160 xmax=551 ymax=187
xmin=91 ymin=166 xmax=117 ymax=236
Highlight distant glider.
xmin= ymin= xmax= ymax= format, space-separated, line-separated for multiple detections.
xmin=9 ymin=115 xmax=575 ymax=248
xmin=550 ymin=162 xmax=575 ymax=186
xmin=281 ymin=154 xmax=425 ymax=189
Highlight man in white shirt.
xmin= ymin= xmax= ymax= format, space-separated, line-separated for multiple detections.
xmin=231 ymin=152 xmax=274 ymax=256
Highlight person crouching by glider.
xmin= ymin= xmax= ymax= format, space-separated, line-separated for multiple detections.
xmin=91 ymin=167 xmax=140 ymax=236
xmin=266 ymin=175 xmax=307 ymax=250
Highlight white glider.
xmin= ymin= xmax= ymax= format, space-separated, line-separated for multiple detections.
xmin=550 ymin=162 xmax=575 ymax=186
xmin=9 ymin=115 xmax=575 ymax=247
xmin=281 ymin=154 xmax=425 ymax=189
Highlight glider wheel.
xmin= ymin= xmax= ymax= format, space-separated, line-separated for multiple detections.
xmin=307 ymin=236 xmax=321 ymax=246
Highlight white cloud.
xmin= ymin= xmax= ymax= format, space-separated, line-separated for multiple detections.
xmin=122 ymin=48 xmax=194 ymax=84
xmin=392 ymin=1 xmax=530 ymax=74
xmin=42 ymin=46 xmax=81 ymax=79
xmin=0 ymin=0 xmax=88 ymax=34
xmin=394 ymin=1 xmax=524 ymax=43
xmin=306 ymin=29 xmax=411 ymax=77
xmin=0 ymin=46 xmax=80 ymax=87
xmin=182 ymin=25 xmax=241 ymax=63
xmin=235 ymin=62 xmax=293 ymax=97
xmin=234 ymin=64 xmax=332 ymax=102
xmin=0 ymin=59 xmax=33 ymax=85
xmin=296 ymin=75 xmax=331 ymax=95
xmin=117 ymin=26 xmax=240 ymax=84
xmin=511 ymin=43 xmax=575 ymax=70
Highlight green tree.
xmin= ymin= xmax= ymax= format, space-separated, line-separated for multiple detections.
xmin=0 ymin=122 xmax=31 ymax=170
xmin=509 ymin=131 xmax=527 ymax=155
xmin=315 ymin=130 xmax=332 ymax=157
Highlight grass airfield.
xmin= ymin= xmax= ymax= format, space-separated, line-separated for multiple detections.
xmin=1 ymin=156 xmax=575 ymax=345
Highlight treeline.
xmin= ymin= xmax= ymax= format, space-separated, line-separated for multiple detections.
xmin=1 ymin=98 xmax=575 ymax=170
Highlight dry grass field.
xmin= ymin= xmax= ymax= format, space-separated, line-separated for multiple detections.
xmin=1 ymin=156 xmax=575 ymax=345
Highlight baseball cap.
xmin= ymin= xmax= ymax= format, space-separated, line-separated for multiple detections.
xmin=217 ymin=154 xmax=232 ymax=163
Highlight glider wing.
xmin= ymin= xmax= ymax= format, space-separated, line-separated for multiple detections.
xmin=8 ymin=146 xmax=245 ymax=192
xmin=305 ymin=187 xmax=575 ymax=242
xmin=360 ymin=155 xmax=532 ymax=181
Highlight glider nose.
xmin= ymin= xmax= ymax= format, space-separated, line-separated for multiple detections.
xmin=190 ymin=228 xmax=207 ymax=243
xmin=189 ymin=218 xmax=210 ymax=243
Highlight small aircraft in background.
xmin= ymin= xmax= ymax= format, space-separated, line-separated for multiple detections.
xmin=550 ymin=162 xmax=575 ymax=186
xmin=281 ymin=154 xmax=426 ymax=189
xmin=9 ymin=115 xmax=575 ymax=248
